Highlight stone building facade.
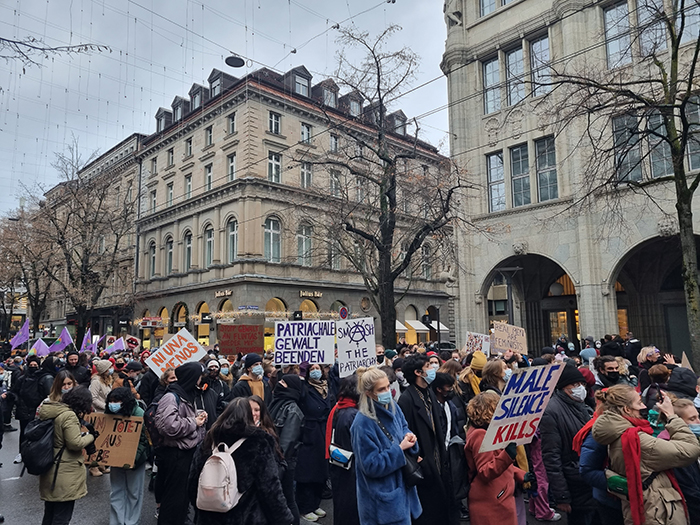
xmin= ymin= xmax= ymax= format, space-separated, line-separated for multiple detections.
xmin=442 ymin=0 xmax=700 ymax=354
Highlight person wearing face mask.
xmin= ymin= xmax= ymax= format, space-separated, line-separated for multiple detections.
xmin=204 ymin=358 xmax=230 ymax=399
xmin=479 ymin=359 xmax=509 ymax=395
xmin=11 ymin=354 xmax=52 ymax=464
xmin=295 ymin=363 xmax=331 ymax=523
xmin=228 ymin=353 xmax=272 ymax=404
xmin=431 ymin=372 xmax=460 ymax=448
xmin=351 ymin=368 xmax=421 ymax=525
xmin=592 ymin=356 xmax=633 ymax=392
xmin=593 ymin=385 xmax=700 ymax=525
xmin=47 ymin=370 xmax=76 ymax=403
xmin=375 ymin=344 xmax=385 ymax=365
xmin=105 ymin=387 xmax=150 ymax=525
xmin=392 ymin=358 xmax=409 ymax=393
xmin=217 ymin=357 xmax=235 ymax=392
xmin=90 ymin=359 xmax=114 ymax=413
xmin=398 ymin=354 xmax=459 ymax=525
xmin=540 ymin=363 xmax=595 ymax=525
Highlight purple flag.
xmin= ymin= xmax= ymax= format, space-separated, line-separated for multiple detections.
xmin=83 ymin=333 xmax=105 ymax=354
xmin=105 ymin=337 xmax=126 ymax=355
xmin=31 ymin=339 xmax=50 ymax=357
xmin=49 ymin=327 xmax=74 ymax=353
xmin=10 ymin=320 xmax=30 ymax=350
xmin=80 ymin=328 xmax=92 ymax=353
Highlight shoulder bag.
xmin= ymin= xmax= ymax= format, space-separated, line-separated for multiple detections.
xmin=375 ymin=417 xmax=424 ymax=487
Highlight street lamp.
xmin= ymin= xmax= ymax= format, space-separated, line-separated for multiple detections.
xmin=225 ymin=55 xmax=245 ymax=68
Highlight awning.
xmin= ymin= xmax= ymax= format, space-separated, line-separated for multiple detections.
xmin=405 ymin=320 xmax=430 ymax=333
xmin=395 ymin=320 xmax=408 ymax=333
xmin=431 ymin=321 xmax=450 ymax=334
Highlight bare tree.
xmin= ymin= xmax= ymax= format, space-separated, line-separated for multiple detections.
xmin=29 ymin=138 xmax=138 ymax=345
xmin=292 ymin=26 xmax=467 ymax=349
xmin=0 ymin=37 xmax=109 ymax=68
xmin=532 ymin=0 xmax=700 ymax=367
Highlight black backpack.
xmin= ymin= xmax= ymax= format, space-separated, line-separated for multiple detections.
xmin=143 ymin=392 xmax=179 ymax=449
xmin=20 ymin=418 xmax=65 ymax=489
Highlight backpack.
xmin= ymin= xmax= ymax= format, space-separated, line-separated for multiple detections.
xmin=20 ymin=418 xmax=65 ymax=489
xmin=19 ymin=373 xmax=46 ymax=411
xmin=143 ymin=392 xmax=179 ymax=448
xmin=196 ymin=439 xmax=247 ymax=513
xmin=448 ymin=433 xmax=470 ymax=500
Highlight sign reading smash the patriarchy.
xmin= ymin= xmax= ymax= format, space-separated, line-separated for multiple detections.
xmin=337 ymin=318 xmax=376 ymax=377
xmin=479 ymin=363 xmax=564 ymax=453
xmin=273 ymin=320 xmax=335 ymax=365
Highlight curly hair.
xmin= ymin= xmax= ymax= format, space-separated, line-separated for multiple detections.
xmin=106 ymin=387 xmax=137 ymax=416
xmin=467 ymin=391 xmax=500 ymax=429
xmin=62 ymin=386 xmax=93 ymax=418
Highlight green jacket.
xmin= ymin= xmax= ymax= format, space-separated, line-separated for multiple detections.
xmin=132 ymin=404 xmax=150 ymax=468
xmin=37 ymin=401 xmax=94 ymax=502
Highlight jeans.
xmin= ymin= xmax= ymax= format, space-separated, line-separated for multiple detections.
xmin=156 ymin=446 xmax=195 ymax=525
xmin=41 ymin=500 xmax=75 ymax=525
xmin=110 ymin=463 xmax=147 ymax=525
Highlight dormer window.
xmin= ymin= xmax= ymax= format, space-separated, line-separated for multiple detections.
xmin=350 ymin=100 xmax=361 ymax=116
xmin=395 ymin=117 xmax=406 ymax=135
xmin=193 ymin=91 xmax=201 ymax=109
xmin=157 ymin=117 xmax=164 ymax=132
xmin=295 ymin=75 xmax=309 ymax=96
xmin=323 ymin=88 xmax=337 ymax=108
xmin=174 ymin=105 xmax=182 ymax=121
xmin=211 ymin=77 xmax=221 ymax=97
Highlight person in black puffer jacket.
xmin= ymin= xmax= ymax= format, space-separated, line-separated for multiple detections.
xmin=540 ymin=363 xmax=596 ymax=525
xmin=11 ymin=355 xmax=52 ymax=460
xmin=188 ymin=398 xmax=293 ymax=525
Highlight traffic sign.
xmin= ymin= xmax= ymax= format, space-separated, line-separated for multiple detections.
xmin=339 ymin=306 xmax=349 ymax=319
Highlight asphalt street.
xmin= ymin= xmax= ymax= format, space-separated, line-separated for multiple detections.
xmin=0 ymin=424 xmax=562 ymax=524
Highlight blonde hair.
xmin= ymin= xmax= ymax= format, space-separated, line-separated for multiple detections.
xmin=637 ymin=346 xmax=657 ymax=364
xmin=614 ymin=357 xmax=630 ymax=376
xmin=599 ymin=385 xmax=639 ymax=415
xmin=358 ymin=367 xmax=392 ymax=421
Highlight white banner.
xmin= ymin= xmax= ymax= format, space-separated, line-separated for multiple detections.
xmin=273 ymin=320 xmax=335 ymax=365
xmin=145 ymin=328 xmax=207 ymax=377
xmin=337 ymin=317 xmax=376 ymax=378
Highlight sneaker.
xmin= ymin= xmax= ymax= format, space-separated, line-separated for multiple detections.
xmin=302 ymin=512 xmax=319 ymax=522
xmin=154 ymin=508 xmax=159 ymax=519
xmin=543 ymin=512 xmax=562 ymax=522
xmin=3 ymin=424 xmax=17 ymax=432
xmin=89 ymin=467 xmax=103 ymax=477
xmin=314 ymin=508 xmax=327 ymax=518
xmin=13 ymin=454 xmax=22 ymax=464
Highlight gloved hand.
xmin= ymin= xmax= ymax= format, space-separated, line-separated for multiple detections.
xmin=524 ymin=471 xmax=538 ymax=489
xmin=83 ymin=421 xmax=100 ymax=440
xmin=505 ymin=442 xmax=517 ymax=459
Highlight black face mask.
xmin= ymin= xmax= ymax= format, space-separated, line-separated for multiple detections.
xmin=638 ymin=407 xmax=650 ymax=420
xmin=376 ymin=355 xmax=385 ymax=364
xmin=443 ymin=390 xmax=455 ymax=401
xmin=606 ymin=371 xmax=620 ymax=382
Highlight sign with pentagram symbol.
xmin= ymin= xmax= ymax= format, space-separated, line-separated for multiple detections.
xmin=337 ymin=318 xmax=377 ymax=377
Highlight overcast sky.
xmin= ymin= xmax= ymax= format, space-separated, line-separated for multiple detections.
xmin=0 ymin=0 xmax=450 ymax=214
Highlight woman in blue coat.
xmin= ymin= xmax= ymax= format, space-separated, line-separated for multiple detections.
xmin=350 ymin=368 xmax=422 ymax=525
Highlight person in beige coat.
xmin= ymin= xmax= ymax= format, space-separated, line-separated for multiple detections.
xmin=38 ymin=387 xmax=95 ymax=525
xmin=592 ymin=384 xmax=700 ymax=525
xmin=88 ymin=360 xmax=113 ymax=477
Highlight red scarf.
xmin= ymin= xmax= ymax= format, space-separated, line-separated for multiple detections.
xmin=325 ymin=397 xmax=358 ymax=459
xmin=572 ymin=414 xmax=598 ymax=456
xmin=621 ymin=416 xmax=688 ymax=525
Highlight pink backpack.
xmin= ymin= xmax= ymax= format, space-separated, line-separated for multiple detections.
xmin=196 ymin=439 xmax=247 ymax=513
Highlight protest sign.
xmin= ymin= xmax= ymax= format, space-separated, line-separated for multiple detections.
xmin=83 ymin=412 xmax=143 ymax=468
xmin=125 ymin=335 xmax=141 ymax=351
xmin=105 ymin=335 xmax=117 ymax=347
xmin=465 ymin=331 xmax=491 ymax=355
xmin=682 ymin=351 xmax=695 ymax=374
xmin=337 ymin=318 xmax=376 ymax=377
xmin=491 ymin=321 xmax=528 ymax=355
xmin=218 ymin=324 xmax=264 ymax=355
xmin=273 ymin=320 xmax=335 ymax=365
xmin=479 ymin=363 xmax=564 ymax=452
xmin=145 ymin=328 xmax=207 ymax=376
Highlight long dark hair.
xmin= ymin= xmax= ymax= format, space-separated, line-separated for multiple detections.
xmin=249 ymin=395 xmax=284 ymax=459
xmin=105 ymin=387 xmax=137 ymax=415
xmin=203 ymin=397 xmax=253 ymax=450
xmin=49 ymin=370 xmax=76 ymax=402
xmin=62 ymin=386 xmax=93 ymax=418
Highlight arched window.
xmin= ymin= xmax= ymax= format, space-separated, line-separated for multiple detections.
xmin=297 ymin=224 xmax=312 ymax=266
xmin=264 ymin=217 xmax=281 ymax=263
xmin=148 ymin=242 xmax=156 ymax=278
xmin=184 ymin=232 xmax=192 ymax=271
xmin=228 ymin=220 xmax=238 ymax=263
xmin=204 ymin=226 xmax=214 ymax=267
xmin=165 ymin=237 xmax=174 ymax=274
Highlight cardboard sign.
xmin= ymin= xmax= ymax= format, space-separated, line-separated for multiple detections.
xmin=682 ymin=352 xmax=695 ymax=374
xmin=337 ymin=318 xmax=376 ymax=377
xmin=491 ymin=322 xmax=528 ymax=355
xmin=479 ymin=363 xmax=565 ymax=452
xmin=145 ymin=328 xmax=207 ymax=376
xmin=273 ymin=320 xmax=335 ymax=365
xmin=125 ymin=335 xmax=141 ymax=351
xmin=105 ymin=335 xmax=117 ymax=347
xmin=465 ymin=331 xmax=491 ymax=355
xmin=218 ymin=324 xmax=264 ymax=355
xmin=83 ymin=413 xmax=143 ymax=468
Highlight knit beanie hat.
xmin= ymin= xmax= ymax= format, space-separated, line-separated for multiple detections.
xmin=94 ymin=359 xmax=112 ymax=375
xmin=470 ymin=351 xmax=487 ymax=372
xmin=243 ymin=353 xmax=262 ymax=369
xmin=556 ymin=362 xmax=586 ymax=389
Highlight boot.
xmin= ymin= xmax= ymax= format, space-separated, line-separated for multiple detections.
xmin=89 ymin=466 xmax=103 ymax=477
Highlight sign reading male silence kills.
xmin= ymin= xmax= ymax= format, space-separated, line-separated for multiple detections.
xmin=273 ymin=320 xmax=335 ymax=365
xmin=479 ymin=363 xmax=564 ymax=453
xmin=337 ymin=318 xmax=376 ymax=377
xmin=83 ymin=413 xmax=143 ymax=468
xmin=145 ymin=328 xmax=207 ymax=377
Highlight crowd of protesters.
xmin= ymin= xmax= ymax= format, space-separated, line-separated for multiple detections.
xmin=1 ymin=330 xmax=700 ymax=525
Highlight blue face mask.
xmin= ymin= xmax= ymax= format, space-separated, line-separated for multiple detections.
xmin=689 ymin=424 xmax=700 ymax=437
xmin=252 ymin=364 xmax=264 ymax=377
xmin=108 ymin=402 xmax=122 ymax=413
xmin=309 ymin=369 xmax=323 ymax=381
xmin=377 ymin=391 xmax=393 ymax=405
xmin=504 ymin=369 xmax=513 ymax=382
xmin=220 ymin=367 xmax=229 ymax=376
xmin=425 ymin=368 xmax=436 ymax=384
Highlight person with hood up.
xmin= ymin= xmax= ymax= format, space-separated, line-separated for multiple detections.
xmin=154 ymin=362 xmax=208 ymax=525
xmin=592 ymin=384 xmax=700 ymax=525
xmin=38 ymin=386 xmax=96 ymax=525
xmin=228 ymin=353 xmax=272 ymax=404
xmin=270 ymin=374 xmax=305 ymax=525
xmin=11 ymin=354 xmax=52 ymax=464
xmin=540 ymin=363 xmax=595 ymax=525
xmin=64 ymin=351 xmax=89 ymax=386
xmin=187 ymin=398 xmax=293 ymax=525
xmin=665 ymin=365 xmax=699 ymax=401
